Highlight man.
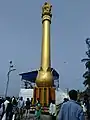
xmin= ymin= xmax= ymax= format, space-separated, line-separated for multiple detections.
xmin=6 ymin=98 xmax=13 ymax=120
xmin=35 ymin=103 xmax=41 ymax=120
xmin=49 ymin=100 xmax=56 ymax=120
xmin=83 ymin=94 xmax=90 ymax=119
xmin=58 ymin=90 xmax=85 ymax=120
xmin=4 ymin=97 xmax=9 ymax=111
xmin=0 ymin=98 xmax=5 ymax=119
xmin=36 ymin=98 xmax=41 ymax=108
xmin=26 ymin=98 xmax=31 ymax=116
xmin=18 ymin=97 xmax=24 ymax=119
xmin=35 ymin=98 xmax=41 ymax=120
xmin=18 ymin=97 xmax=24 ymax=109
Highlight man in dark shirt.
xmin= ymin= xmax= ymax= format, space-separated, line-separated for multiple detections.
xmin=6 ymin=98 xmax=13 ymax=120
xmin=26 ymin=98 xmax=31 ymax=116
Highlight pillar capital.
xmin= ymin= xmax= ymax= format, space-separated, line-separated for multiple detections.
xmin=42 ymin=2 xmax=52 ymax=22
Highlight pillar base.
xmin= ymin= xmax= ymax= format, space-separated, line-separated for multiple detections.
xmin=33 ymin=87 xmax=55 ymax=106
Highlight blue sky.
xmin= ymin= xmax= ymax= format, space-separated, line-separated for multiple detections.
xmin=0 ymin=0 xmax=90 ymax=96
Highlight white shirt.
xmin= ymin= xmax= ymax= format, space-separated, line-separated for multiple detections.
xmin=4 ymin=100 xmax=9 ymax=111
xmin=18 ymin=100 xmax=24 ymax=108
xmin=49 ymin=103 xmax=56 ymax=116
xmin=12 ymin=98 xmax=14 ymax=102
xmin=81 ymin=104 xmax=87 ymax=112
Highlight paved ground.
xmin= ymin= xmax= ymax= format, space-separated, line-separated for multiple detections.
xmin=22 ymin=113 xmax=88 ymax=120
xmin=22 ymin=113 xmax=51 ymax=120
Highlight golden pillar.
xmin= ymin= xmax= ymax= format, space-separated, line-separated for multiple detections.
xmin=33 ymin=2 xmax=55 ymax=106
xmin=36 ymin=2 xmax=53 ymax=87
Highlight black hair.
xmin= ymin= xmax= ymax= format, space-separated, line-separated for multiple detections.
xmin=69 ymin=90 xmax=77 ymax=101
xmin=52 ymin=100 xmax=55 ymax=104
xmin=27 ymin=98 xmax=29 ymax=100
xmin=64 ymin=98 xmax=69 ymax=102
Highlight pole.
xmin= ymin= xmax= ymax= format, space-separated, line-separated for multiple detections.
xmin=5 ymin=72 xmax=9 ymax=98
xmin=5 ymin=68 xmax=16 ymax=98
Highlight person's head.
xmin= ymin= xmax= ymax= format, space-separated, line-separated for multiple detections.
xmin=9 ymin=98 xmax=12 ymax=103
xmin=31 ymin=98 xmax=33 ymax=101
xmin=64 ymin=98 xmax=69 ymax=102
xmin=6 ymin=97 xmax=9 ymax=101
xmin=52 ymin=100 xmax=55 ymax=104
xmin=37 ymin=98 xmax=40 ymax=103
xmin=84 ymin=94 xmax=89 ymax=101
xmin=77 ymin=99 xmax=80 ymax=102
xmin=37 ymin=98 xmax=39 ymax=101
xmin=20 ymin=97 xmax=23 ymax=101
xmin=0 ymin=98 xmax=2 ymax=104
xmin=6 ymin=97 xmax=10 ymax=101
xmin=69 ymin=90 xmax=77 ymax=101
xmin=27 ymin=98 xmax=29 ymax=101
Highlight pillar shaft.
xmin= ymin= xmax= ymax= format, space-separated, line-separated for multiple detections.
xmin=41 ymin=18 xmax=51 ymax=71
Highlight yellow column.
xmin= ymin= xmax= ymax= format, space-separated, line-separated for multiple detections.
xmin=46 ymin=87 xmax=49 ymax=106
xmin=33 ymin=87 xmax=37 ymax=104
xmin=50 ymin=88 xmax=55 ymax=101
xmin=36 ymin=88 xmax=39 ymax=100
xmin=40 ymin=88 xmax=44 ymax=106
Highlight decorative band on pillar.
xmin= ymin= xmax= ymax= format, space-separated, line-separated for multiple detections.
xmin=42 ymin=15 xmax=51 ymax=23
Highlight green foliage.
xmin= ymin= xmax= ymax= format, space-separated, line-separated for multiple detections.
xmin=81 ymin=38 xmax=90 ymax=87
xmin=82 ymin=61 xmax=90 ymax=87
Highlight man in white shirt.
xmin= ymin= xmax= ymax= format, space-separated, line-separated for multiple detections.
xmin=18 ymin=97 xmax=24 ymax=119
xmin=49 ymin=100 xmax=56 ymax=120
xmin=4 ymin=97 xmax=9 ymax=111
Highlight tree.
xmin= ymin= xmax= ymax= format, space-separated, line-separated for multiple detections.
xmin=81 ymin=38 xmax=90 ymax=88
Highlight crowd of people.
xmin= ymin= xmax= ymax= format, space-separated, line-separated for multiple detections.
xmin=0 ymin=96 xmax=42 ymax=120
xmin=0 ymin=96 xmax=31 ymax=120
xmin=0 ymin=90 xmax=90 ymax=120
